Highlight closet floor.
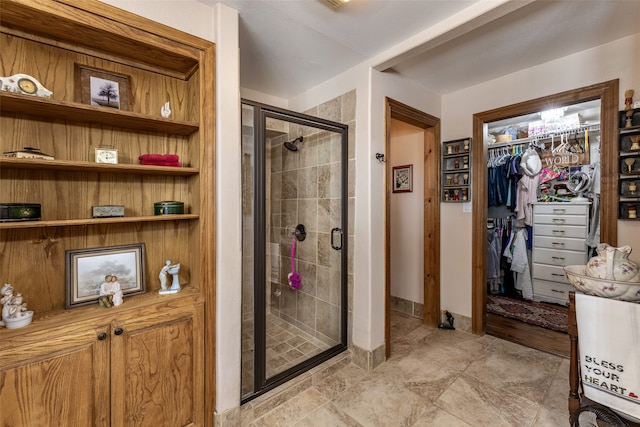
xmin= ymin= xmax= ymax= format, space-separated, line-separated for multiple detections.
xmin=487 ymin=312 xmax=570 ymax=358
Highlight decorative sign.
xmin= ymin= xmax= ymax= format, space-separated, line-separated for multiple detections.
xmin=576 ymin=293 xmax=640 ymax=421
xmin=539 ymin=151 xmax=589 ymax=168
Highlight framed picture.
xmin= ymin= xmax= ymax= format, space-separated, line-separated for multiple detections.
xmin=392 ymin=164 xmax=413 ymax=193
xmin=65 ymin=243 xmax=145 ymax=308
xmin=75 ymin=64 xmax=131 ymax=110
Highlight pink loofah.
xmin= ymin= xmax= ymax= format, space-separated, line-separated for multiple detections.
xmin=288 ymin=237 xmax=302 ymax=290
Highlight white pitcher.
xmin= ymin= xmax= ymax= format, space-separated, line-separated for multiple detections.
xmin=585 ymin=243 xmax=640 ymax=282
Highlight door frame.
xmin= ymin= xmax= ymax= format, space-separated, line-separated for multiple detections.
xmin=470 ymin=80 xmax=619 ymax=334
xmin=384 ymin=97 xmax=441 ymax=358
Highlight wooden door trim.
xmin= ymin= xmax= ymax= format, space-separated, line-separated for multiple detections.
xmin=384 ymin=97 xmax=441 ymax=358
xmin=471 ymin=80 xmax=619 ymax=334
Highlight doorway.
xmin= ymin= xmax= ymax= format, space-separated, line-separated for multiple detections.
xmin=470 ymin=80 xmax=619 ymax=339
xmin=240 ymin=100 xmax=349 ymax=403
xmin=384 ymin=98 xmax=441 ymax=358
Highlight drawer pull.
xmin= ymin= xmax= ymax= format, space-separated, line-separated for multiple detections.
xmin=551 ymin=289 xmax=565 ymax=293
xmin=552 ymin=242 xmax=565 ymax=247
xmin=553 ymin=209 xmax=566 ymax=214
xmin=551 ymin=273 xmax=565 ymax=277
xmin=552 ymin=230 xmax=565 ymax=235
xmin=552 ymin=219 xmax=566 ymax=224
xmin=551 ymin=256 xmax=565 ymax=260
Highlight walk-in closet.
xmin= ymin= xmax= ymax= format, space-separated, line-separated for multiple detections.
xmin=484 ymin=99 xmax=602 ymax=341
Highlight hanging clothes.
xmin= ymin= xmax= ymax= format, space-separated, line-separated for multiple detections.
xmin=506 ymin=228 xmax=534 ymax=300
xmin=487 ymin=228 xmax=502 ymax=294
xmin=515 ymin=173 xmax=539 ymax=227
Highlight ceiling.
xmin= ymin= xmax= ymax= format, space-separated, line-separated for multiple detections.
xmin=203 ymin=0 xmax=640 ymax=99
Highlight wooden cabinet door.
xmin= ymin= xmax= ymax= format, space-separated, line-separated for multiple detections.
xmin=0 ymin=324 xmax=111 ymax=426
xmin=110 ymin=302 xmax=204 ymax=427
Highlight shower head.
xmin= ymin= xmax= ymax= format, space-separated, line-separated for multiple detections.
xmin=284 ymin=136 xmax=304 ymax=152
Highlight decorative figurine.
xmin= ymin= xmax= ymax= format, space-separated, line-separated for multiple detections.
xmin=625 ymin=89 xmax=634 ymax=128
xmin=98 ymin=275 xmax=123 ymax=308
xmin=629 ymin=181 xmax=637 ymax=196
xmin=624 ymin=158 xmax=636 ymax=173
xmin=453 ymin=173 xmax=459 ymax=185
xmin=0 ymin=283 xmax=33 ymax=329
xmin=161 ymin=101 xmax=171 ymax=118
xmin=463 ymin=139 xmax=470 ymax=152
xmin=447 ymin=144 xmax=453 ymax=155
xmin=628 ymin=204 xmax=637 ymax=219
xmin=630 ymin=136 xmax=640 ymax=151
xmin=438 ymin=309 xmax=455 ymax=330
xmin=463 ymin=173 xmax=469 ymax=185
xmin=159 ymin=260 xmax=181 ymax=294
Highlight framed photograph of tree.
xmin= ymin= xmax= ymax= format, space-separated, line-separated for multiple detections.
xmin=75 ymin=64 xmax=131 ymax=110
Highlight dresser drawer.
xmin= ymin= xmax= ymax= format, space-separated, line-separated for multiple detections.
xmin=533 ymin=236 xmax=587 ymax=252
xmin=534 ymin=203 xmax=590 ymax=216
xmin=533 ymin=214 xmax=588 ymax=227
xmin=532 ymin=263 xmax=570 ymax=283
xmin=534 ymin=224 xmax=588 ymax=239
xmin=533 ymin=279 xmax=573 ymax=305
xmin=533 ymin=247 xmax=588 ymax=266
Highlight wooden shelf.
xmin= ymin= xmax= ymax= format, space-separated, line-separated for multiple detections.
xmin=0 ymin=92 xmax=199 ymax=136
xmin=0 ymin=157 xmax=198 ymax=175
xmin=0 ymin=286 xmax=202 ymax=342
xmin=0 ymin=214 xmax=199 ymax=229
xmin=1 ymin=0 xmax=204 ymax=79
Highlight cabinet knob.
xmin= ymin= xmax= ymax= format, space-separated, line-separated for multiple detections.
xmin=97 ymin=332 xmax=107 ymax=341
xmin=114 ymin=327 xmax=124 ymax=336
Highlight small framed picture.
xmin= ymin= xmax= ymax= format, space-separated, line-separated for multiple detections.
xmin=75 ymin=64 xmax=131 ymax=110
xmin=392 ymin=164 xmax=413 ymax=193
xmin=65 ymin=243 xmax=146 ymax=308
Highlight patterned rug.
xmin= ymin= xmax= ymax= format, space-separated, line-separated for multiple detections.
xmin=487 ymin=294 xmax=568 ymax=333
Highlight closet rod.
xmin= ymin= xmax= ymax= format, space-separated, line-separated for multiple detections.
xmin=487 ymin=124 xmax=600 ymax=150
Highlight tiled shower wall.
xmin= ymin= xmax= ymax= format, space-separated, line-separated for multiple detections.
xmin=269 ymin=90 xmax=356 ymax=346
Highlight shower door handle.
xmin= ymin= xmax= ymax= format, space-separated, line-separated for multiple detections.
xmin=331 ymin=227 xmax=343 ymax=250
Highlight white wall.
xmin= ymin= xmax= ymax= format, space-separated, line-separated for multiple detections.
xmin=99 ymin=0 xmax=214 ymax=40
xmin=290 ymin=67 xmax=441 ymax=351
xmin=440 ymin=33 xmax=640 ymax=318
xmin=389 ymin=119 xmax=424 ymax=303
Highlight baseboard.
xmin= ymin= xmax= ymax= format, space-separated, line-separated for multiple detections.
xmin=351 ymin=342 xmax=386 ymax=371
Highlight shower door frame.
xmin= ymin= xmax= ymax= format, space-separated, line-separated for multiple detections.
xmin=242 ymin=100 xmax=349 ymax=404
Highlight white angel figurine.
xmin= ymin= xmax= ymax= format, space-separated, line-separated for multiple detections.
xmin=161 ymin=101 xmax=171 ymax=118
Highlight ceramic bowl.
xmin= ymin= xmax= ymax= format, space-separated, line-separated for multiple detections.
xmin=4 ymin=310 xmax=34 ymax=329
xmin=564 ymin=265 xmax=640 ymax=302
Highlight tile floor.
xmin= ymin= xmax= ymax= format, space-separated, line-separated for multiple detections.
xmin=240 ymin=311 xmax=572 ymax=426
xmin=242 ymin=313 xmax=335 ymax=397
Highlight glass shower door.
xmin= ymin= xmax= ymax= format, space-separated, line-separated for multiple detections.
xmin=241 ymin=101 xmax=348 ymax=402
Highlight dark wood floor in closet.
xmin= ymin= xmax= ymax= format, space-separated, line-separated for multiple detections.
xmin=487 ymin=313 xmax=570 ymax=358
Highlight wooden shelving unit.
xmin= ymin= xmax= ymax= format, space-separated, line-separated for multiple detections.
xmin=618 ymin=108 xmax=640 ymax=219
xmin=441 ymin=137 xmax=472 ymax=202
xmin=0 ymin=1 xmax=215 ymax=425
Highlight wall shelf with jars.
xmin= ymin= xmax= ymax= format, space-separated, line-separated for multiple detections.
xmin=618 ymin=108 xmax=640 ymax=219
xmin=442 ymin=138 xmax=471 ymax=202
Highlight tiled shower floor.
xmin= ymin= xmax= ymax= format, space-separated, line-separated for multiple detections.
xmin=242 ymin=313 xmax=334 ymax=397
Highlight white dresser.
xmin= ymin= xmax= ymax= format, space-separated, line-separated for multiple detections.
xmin=532 ymin=202 xmax=590 ymax=305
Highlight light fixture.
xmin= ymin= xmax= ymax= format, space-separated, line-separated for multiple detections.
xmin=320 ymin=0 xmax=349 ymax=10
xmin=540 ymin=107 xmax=568 ymax=122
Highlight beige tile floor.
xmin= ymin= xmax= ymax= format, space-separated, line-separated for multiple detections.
xmin=243 ymin=313 xmax=335 ymax=397
xmin=240 ymin=311 xmax=572 ymax=426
